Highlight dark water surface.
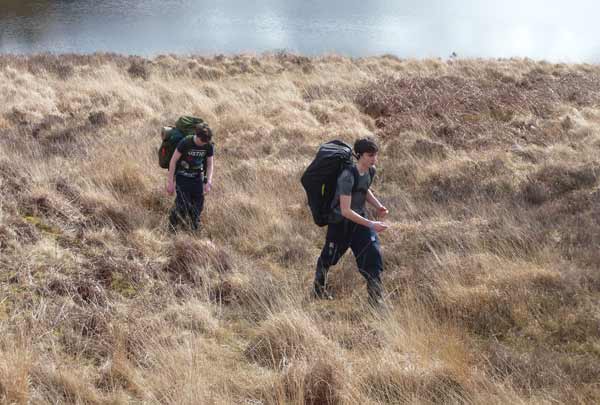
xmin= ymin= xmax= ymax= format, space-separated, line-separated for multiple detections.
xmin=1 ymin=0 xmax=598 ymax=61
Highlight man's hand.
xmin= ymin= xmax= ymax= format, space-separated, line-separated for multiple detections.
xmin=167 ymin=180 xmax=175 ymax=195
xmin=203 ymin=181 xmax=212 ymax=195
xmin=376 ymin=206 xmax=389 ymax=220
xmin=370 ymin=221 xmax=389 ymax=233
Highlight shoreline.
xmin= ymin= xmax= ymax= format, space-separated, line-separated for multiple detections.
xmin=1 ymin=50 xmax=597 ymax=64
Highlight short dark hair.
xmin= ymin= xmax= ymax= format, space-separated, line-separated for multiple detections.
xmin=195 ymin=123 xmax=213 ymax=143
xmin=353 ymin=137 xmax=379 ymax=157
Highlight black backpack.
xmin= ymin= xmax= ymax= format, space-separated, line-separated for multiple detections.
xmin=301 ymin=140 xmax=374 ymax=227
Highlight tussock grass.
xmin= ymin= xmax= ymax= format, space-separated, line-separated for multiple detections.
xmin=0 ymin=344 xmax=31 ymax=404
xmin=1 ymin=53 xmax=600 ymax=403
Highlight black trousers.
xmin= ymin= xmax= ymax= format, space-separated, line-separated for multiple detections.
xmin=315 ymin=219 xmax=384 ymax=298
xmin=169 ymin=185 xmax=204 ymax=231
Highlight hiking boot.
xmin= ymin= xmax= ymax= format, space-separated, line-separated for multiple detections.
xmin=312 ymin=258 xmax=332 ymax=300
xmin=312 ymin=284 xmax=334 ymax=300
xmin=367 ymin=279 xmax=385 ymax=308
xmin=368 ymin=294 xmax=386 ymax=309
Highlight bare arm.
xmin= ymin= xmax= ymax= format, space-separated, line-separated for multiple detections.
xmin=367 ymin=189 xmax=388 ymax=220
xmin=340 ymin=195 xmax=388 ymax=232
xmin=366 ymin=189 xmax=383 ymax=209
xmin=168 ymin=149 xmax=182 ymax=183
xmin=204 ymin=155 xmax=214 ymax=194
xmin=166 ymin=149 xmax=182 ymax=194
xmin=206 ymin=156 xmax=213 ymax=184
xmin=340 ymin=195 xmax=370 ymax=226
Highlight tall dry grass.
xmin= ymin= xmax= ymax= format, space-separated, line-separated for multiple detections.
xmin=1 ymin=52 xmax=600 ymax=404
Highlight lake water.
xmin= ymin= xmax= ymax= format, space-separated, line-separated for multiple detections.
xmin=1 ymin=0 xmax=598 ymax=62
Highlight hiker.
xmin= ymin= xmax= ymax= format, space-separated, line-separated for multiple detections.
xmin=313 ymin=137 xmax=389 ymax=306
xmin=166 ymin=123 xmax=214 ymax=232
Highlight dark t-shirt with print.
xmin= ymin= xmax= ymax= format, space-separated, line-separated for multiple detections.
xmin=175 ymin=136 xmax=214 ymax=191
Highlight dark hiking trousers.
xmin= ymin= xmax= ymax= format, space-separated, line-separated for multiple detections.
xmin=315 ymin=219 xmax=384 ymax=301
xmin=169 ymin=185 xmax=204 ymax=231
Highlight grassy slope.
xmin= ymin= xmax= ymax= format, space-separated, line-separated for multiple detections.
xmin=1 ymin=53 xmax=600 ymax=404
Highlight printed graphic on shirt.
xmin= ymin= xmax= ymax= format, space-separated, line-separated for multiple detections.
xmin=175 ymin=137 xmax=214 ymax=180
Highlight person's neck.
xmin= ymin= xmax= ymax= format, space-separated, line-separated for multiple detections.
xmin=193 ymin=135 xmax=205 ymax=146
xmin=357 ymin=161 xmax=370 ymax=174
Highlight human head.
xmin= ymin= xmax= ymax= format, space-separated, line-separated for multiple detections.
xmin=354 ymin=137 xmax=379 ymax=168
xmin=353 ymin=137 xmax=379 ymax=159
xmin=195 ymin=123 xmax=213 ymax=143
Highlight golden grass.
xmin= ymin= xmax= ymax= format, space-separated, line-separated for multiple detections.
xmin=0 ymin=345 xmax=31 ymax=404
xmin=1 ymin=52 xmax=600 ymax=403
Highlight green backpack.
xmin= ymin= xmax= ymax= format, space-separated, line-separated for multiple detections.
xmin=158 ymin=116 xmax=204 ymax=169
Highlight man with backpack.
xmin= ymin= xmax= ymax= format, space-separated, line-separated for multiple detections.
xmin=302 ymin=137 xmax=389 ymax=307
xmin=166 ymin=123 xmax=214 ymax=232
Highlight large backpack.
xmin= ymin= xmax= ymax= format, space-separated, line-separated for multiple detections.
xmin=157 ymin=116 xmax=204 ymax=169
xmin=300 ymin=140 xmax=355 ymax=226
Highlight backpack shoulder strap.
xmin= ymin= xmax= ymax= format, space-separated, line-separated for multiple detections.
xmin=368 ymin=166 xmax=376 ymax=187
xmin=178 ymin=134 xmax=193 ymax=151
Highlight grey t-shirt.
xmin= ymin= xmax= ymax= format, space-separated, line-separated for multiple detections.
xmin=330 ymin=167 xmax=375 ymax=223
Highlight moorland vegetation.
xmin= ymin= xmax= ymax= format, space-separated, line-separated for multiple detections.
xmin=1 ymin=53 xmax=600 ymax=403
